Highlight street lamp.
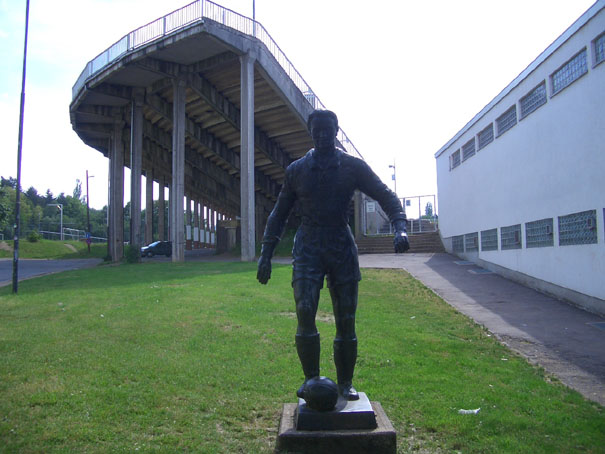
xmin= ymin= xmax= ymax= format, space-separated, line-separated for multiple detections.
xmin=48 ymin=204 xmax=63 ymax=241
xmin=86 ymin=170 xmax=95 ymax=252
xmin=389 ymin=160 xmax=396 ymax=196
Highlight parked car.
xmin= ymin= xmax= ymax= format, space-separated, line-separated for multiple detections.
xmin=141 ymin=241 xmax=172 ymax=257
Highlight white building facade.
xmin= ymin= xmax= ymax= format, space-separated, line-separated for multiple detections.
xmin=435 ymin=2 xmax=605 ymax=315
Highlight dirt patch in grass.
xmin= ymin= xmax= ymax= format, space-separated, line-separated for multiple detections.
xmin=0 ymin=241 xmax=12 ymax=252
xmin=63 ymin=244 xmax=78 ymax=252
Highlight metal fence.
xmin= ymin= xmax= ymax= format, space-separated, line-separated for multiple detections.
xmin=362 ymin=194 xmax=438 ymax=236
xmin=40 ymin=230 xmax=107 ymax=243
xmin=72 ymin=0 xmax=362 ymax=159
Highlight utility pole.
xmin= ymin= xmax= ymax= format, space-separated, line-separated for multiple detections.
xmin=12 ymin=0 xmax=30 ymax=294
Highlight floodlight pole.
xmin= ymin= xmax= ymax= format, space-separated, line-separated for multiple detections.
xmin=389 ymin=160 xmax=397 ymax=196
xmin=12 ymin=0 xmax=30 ymax=294
xmin=252 ymin=0 xmax=256 ymax=36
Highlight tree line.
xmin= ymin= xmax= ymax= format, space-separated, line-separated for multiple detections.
xmin=0 ymin=176 xmax=107 ymax=240
xmin=0 ymin=176 xmax=167 ymax=243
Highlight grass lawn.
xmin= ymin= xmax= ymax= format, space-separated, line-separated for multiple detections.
xmin=0 ymin=239 xmax=107 ymax=259
xmin=0 ymin=262 xmax=603 ymax=453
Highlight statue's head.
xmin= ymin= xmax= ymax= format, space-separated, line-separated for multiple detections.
xmin=307 ymin=110 xmax=338 ymax=132
xmin=307 ymin=110 xmax=338 ymax=150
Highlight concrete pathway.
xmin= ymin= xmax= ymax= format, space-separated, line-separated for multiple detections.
xmin=358 ymin=252 xmax=605 ymax=406
xmin=0 ymin=258 xmax=103 ymax=287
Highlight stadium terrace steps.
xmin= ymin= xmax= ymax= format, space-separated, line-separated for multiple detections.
xmin=356 ymin=231 xmax=445 ymax=254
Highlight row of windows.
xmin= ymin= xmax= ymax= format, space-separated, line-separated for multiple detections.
xmin=450 ymin=30 xmax=605 ymax=171
xmin=452 ymin=209 xmax=602 ymax=253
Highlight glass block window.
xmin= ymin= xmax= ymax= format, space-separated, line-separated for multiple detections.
xmin=465 ymin=232 xmax=479 ymax=252
xmin=558 ymin=210 xmax=597 ymax=246
xmin=526 ymin=218 xmax=554 ymax=248
xmin=462 ymin=139 xmax=475 ymax=161
xmin=594 ymin=32 xmax=605 ymax=65
xmin=551 ymin=49 xmax=587 ymax=95
xmin=496 ymin=105 xmax=517 ymax=136
xmin=481 ymin=228 xmax=498 ymax=251
xmin=520 ymin=82 xmax=547 ymax=119
xmin=501 ymin=224 xmax=522 ymax=250
xmin=452 ymin=235 xmax=464 ymax=253
xmin=450 ymin=149 xmax=461 ymax=170
xmin=478 ymin=124 xmax=494 ymax=150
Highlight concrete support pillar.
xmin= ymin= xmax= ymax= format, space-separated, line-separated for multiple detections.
xmin=145 ymin=170 xmax=153 ymax=244
xmin=171 ymin=77 xmax=186 ymax=262
xmin=194 ymin=200 xmax=200 ymax=248
xmin=186 ymin=196 xmax=192 ymax=250
xmin=203 ymin=204 xmax=209 ymax=247
xmin=240 ymin=51 xmax=256 ymax=261
xmin=167 ymin=185 xmax=171 ymax=240
xmin=209 ymin=208 xmax=215 ymax=246
xmin=109 ymin=120 xmax=125 ymax=262
xmin=130 ymin=90 xmax=144 ymax=257
xmin=158 ymin=179 xmax=165 ymax=241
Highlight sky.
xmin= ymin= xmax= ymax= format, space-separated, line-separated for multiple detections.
xmin=0 ymin=0 xmax=596 ymax=210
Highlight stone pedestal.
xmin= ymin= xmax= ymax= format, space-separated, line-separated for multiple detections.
xmin=296 ymin=392 xmax=376 ymax=431
xmin=275 ymin=394 xmax=396 ymax=454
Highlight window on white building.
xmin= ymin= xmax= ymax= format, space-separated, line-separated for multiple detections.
xmin=550 ymin=49 xmax=588 ymax=95
xmin=526 ymin=218 xmax=554 ymax=248
xmin=478 ymin=124 xmax=494 ymax=150
xmin=452 ymin=235 xmax=464 ymax=253
xmin=464 ymin=232 xmax=479 ymax=252
xmin=481 ymin=228 xmax=498 ymax=251
xmin=496 ymin=105 xmax=517 ymax=136
xmin=520 ymin=82 xmax=547 ymax=119
xmin=558 ymin=210 xmax=597 ymax=246
xmin=450 ymin=149 xmax=461 ymax=170
xmin=501 ymin=224 xmax=522 ymax=250
xmin=462 ymin=139 xmax=475 ymax=161
xmin=594 ymin=32 xmax=605 ymax=66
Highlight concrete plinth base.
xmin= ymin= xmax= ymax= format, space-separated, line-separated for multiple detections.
xmin=296 ymin=392 xmax=376 ymax=431
xmin=275 ymin=400 xmax=396 ymax=454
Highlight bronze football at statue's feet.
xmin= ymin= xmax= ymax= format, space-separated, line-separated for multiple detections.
xmin=339 ymin=384 xmax=359 ymax=401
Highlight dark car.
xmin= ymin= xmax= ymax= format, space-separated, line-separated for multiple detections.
xmin=141 ymin=241 xmax=172 ymax=257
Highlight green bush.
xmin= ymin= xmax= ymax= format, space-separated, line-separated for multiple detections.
xmin=27 ymin=231 xmax=41 ymax=243
xmin=124 ymin=245 xmax=140 ymax=263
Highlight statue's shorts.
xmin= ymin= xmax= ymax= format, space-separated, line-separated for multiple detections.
xmin=292 ymin=224 xmax=361 ymax=288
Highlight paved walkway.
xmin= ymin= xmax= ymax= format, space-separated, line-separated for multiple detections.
xmin=358 ymin=253 xmax=605 ymax=406
xmin=0 ymin=258 xmax=103 ymax=288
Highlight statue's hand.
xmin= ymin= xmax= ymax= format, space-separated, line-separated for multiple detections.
xmin=394 ymin=231 xmax=410 ymax=253
xmin=257 ymin=255 xmax=272 ymax=284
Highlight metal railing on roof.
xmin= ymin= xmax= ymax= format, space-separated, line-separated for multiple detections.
xmin=72 ymin=0 xmax=363 ymax=159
